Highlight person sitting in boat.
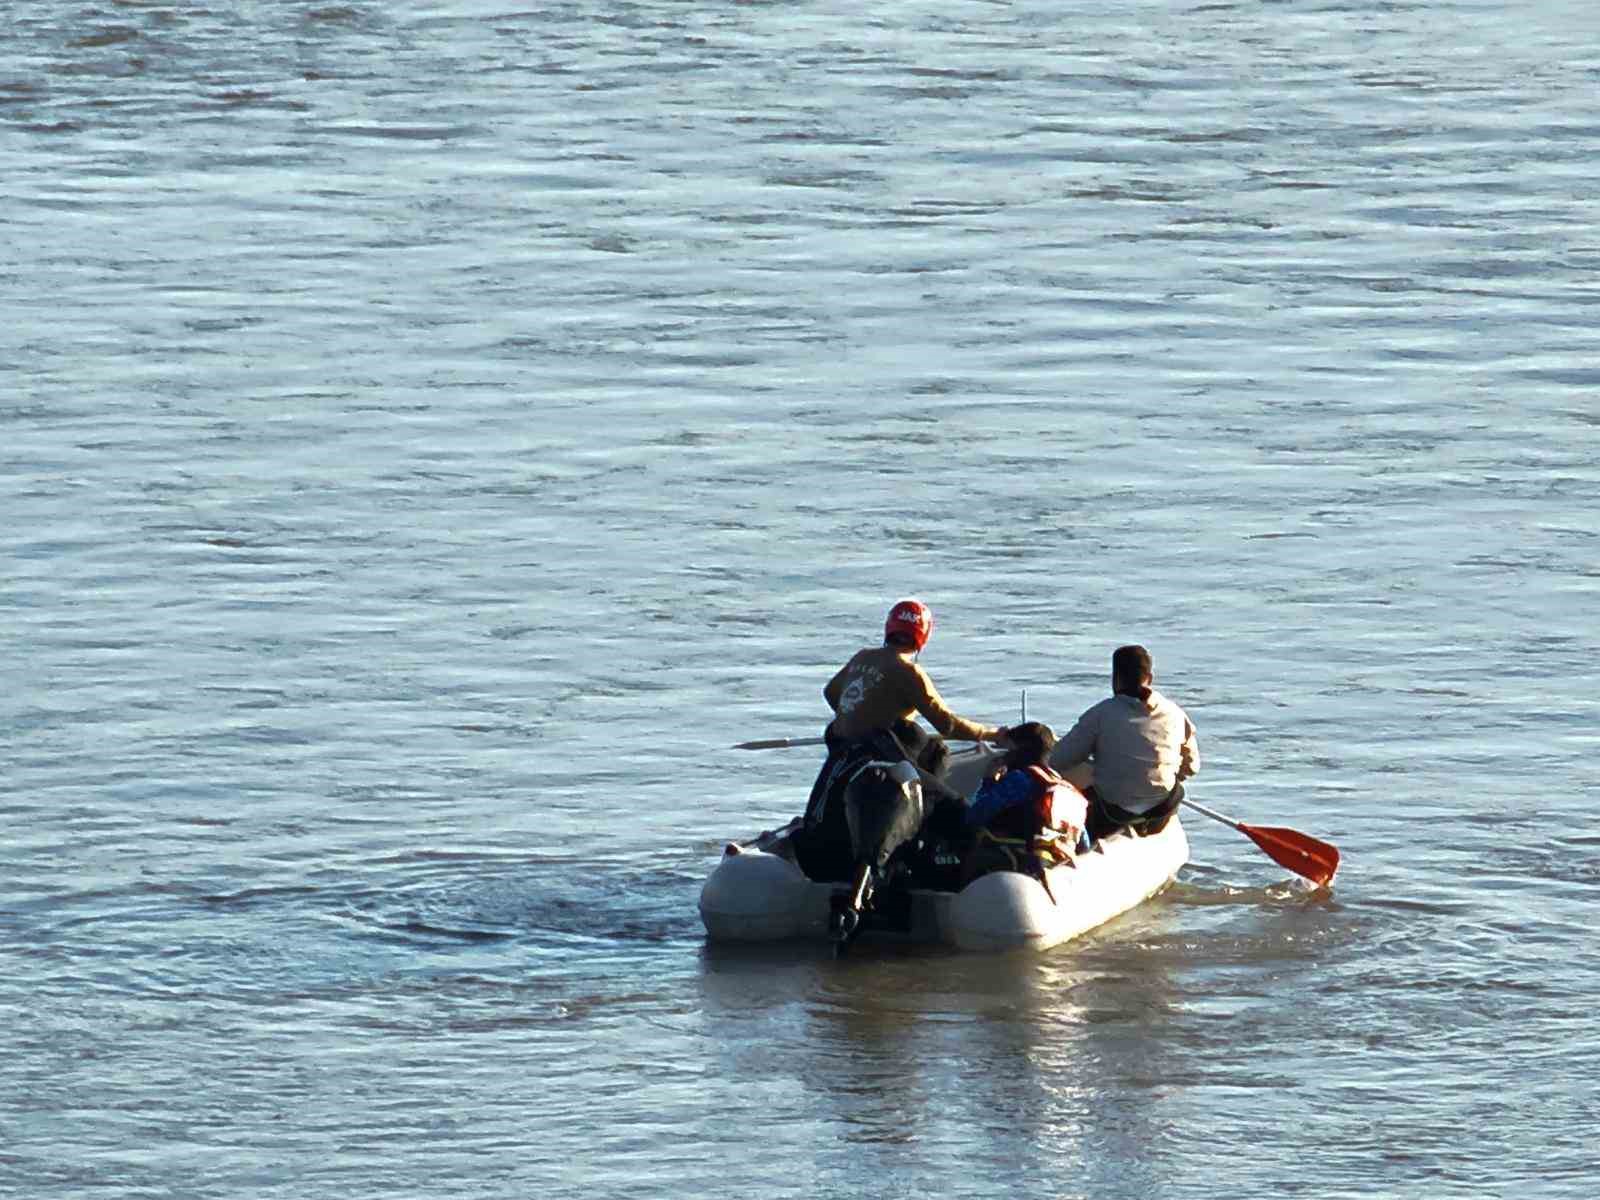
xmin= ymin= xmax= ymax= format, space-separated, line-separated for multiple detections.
xmin=960 ymin=721 xmax=1089 ymax=885
xmin=792 ymin=598 xmax=1006 ymax=882
xmin=1047 ymin=644 xmax=1200 ymax=842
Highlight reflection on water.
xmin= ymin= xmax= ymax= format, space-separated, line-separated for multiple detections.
xmin=696 ymin=902 xmax=1191 ymax=1190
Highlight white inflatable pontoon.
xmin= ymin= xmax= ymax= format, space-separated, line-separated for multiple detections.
xmin=699 ymin=745 xmax=1188 ymax=953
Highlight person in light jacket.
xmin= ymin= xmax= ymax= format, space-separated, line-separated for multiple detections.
xmin=1047 ymin=644 xmax=1199 ymax=841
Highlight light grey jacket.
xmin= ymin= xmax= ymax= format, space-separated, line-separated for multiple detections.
xmin=1047 ymin=689 xmax=1200 ymax=814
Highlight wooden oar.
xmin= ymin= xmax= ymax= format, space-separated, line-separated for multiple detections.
xmin=1179 ymin=797 xmax=1340 ymax=887
xmin=732 ymin=731 xmax=1005 ymax=751
xmin=731 ymin=735 xmax=828 ymax=750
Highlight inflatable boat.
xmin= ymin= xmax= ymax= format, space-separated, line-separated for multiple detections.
xmin=698 ymin=746 xmax=1188 ymax=953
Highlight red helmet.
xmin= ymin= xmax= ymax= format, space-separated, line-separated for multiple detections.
xmin=884 ymin=599 xmax=933 ymax=652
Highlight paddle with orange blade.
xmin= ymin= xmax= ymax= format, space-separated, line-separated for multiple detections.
xmin=1180 ymin=797 xmax=1341 ymax=887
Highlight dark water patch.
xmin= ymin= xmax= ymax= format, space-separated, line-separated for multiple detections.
xmin=755 ymin=128 xmax=890 ymax=148
xmin=514 ymin=890 xmax=697 ymax=947
xmin=200 ymin=885 xmax=325 ymax=908
xmin=762 ymin=167 xmax=885 ymax=189
xmin=324 ymin=784 xmax=466 ymax=807
xmin=70 ymin=27 xmax=141 ymax=50
xmin=1065 ymin=182 xmax=1186 ymax=204
xmin=306 ymin=122 xmax=480 ymax=142
xmin=305 ymin=855 xmax=708 ymax=958
xmin=1478 ymin=844 xmax=1600 ymax=891
xmin=13 ymin=120 xmax=86 ymax=134
xmin=1168 ymin=126 xmax=1270 ymax=144
xmin=302 ymin=6 xmax=367 ymax=25
xmin=174 ymin=814 xmax=234 ymax=827
xmin=390 ymin=918 xmax=516 ymax=943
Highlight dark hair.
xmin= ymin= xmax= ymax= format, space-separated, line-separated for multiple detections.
xmin=1112 ymin=644 xmax=1153 ymax=701
xmin=1004 ymin=721 xmax=1057 ymax=769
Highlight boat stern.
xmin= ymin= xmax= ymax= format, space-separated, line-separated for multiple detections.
xmin=698 ymin=847 xmax=824 ymax=942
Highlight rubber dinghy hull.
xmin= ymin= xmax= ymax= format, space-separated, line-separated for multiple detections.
xmin=699 ymin=817 xmax=1188 ymax=953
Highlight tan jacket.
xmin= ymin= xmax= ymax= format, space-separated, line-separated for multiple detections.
xmin=1047 ymin=689 xmax=1200 ymax=814
xmin=824 ymin=646 xmax=996 ymax=743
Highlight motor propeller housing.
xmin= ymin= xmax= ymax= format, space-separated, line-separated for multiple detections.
xmin=830 ymin=760 xmax=927 ymax=952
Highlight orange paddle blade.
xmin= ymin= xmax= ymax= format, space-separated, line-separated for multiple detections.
xmin=1239 ymin=823 xmax=1340 ymax=887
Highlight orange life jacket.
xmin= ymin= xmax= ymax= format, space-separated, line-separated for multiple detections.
xmin=1021 ymin=764 xmax=1088 ymax=844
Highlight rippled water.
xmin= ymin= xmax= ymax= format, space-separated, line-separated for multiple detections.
xmin=4 ymin=2 xmax=1598 ymax=1196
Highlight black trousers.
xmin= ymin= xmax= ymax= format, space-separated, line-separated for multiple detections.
xmin=1085 ymin=783 xmax=1184 ymax=841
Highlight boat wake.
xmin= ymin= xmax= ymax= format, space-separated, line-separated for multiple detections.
xmin=1166 ymin=873 xmax=1337 ymax=908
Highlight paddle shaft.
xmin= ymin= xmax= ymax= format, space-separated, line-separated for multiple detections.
xmin=1178 ymin=797 xmax=1246 ymax=832
xmin=733 ymin=731 xmax=999 ymax=751
xmin=731 ymin=736 xmax=827 ymax=750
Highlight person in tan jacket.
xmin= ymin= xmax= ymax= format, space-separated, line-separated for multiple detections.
xmin=793 ymin=599 xmax=1005 ymax=880
xmin=821 ymin=598 xmax=1003 ymax=746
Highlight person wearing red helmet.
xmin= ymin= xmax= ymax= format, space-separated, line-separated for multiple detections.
xmin=821 ymin=599 xmax=1000 ymax=744
xmin=793 ymin=599 xmax=1006 ymax=881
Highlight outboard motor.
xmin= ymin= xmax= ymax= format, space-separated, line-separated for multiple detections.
xmin=830 ymin=759 xmax=926 ymax=953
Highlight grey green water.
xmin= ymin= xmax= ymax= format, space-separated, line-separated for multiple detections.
xmin=4 ymin=2 xmax=1597 ymax=1196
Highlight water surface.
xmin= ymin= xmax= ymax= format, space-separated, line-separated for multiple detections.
xmin=3 ymin=2 xmax=1598 ymax=1196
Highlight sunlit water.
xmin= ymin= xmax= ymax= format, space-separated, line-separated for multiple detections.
xmin=3 ymin=2 xmax=1598 ymax=1196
